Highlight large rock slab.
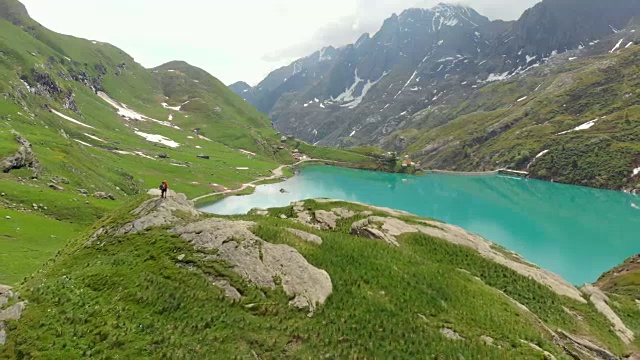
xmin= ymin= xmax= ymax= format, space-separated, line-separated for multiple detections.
xmin=173 ymin=218 xmax=332 ymax=310
xmin=581 ymin=284 xmax=634 ymax=344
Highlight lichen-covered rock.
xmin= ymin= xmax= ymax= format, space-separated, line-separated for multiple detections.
xmin=287 ymin=228 xmax=322 ymax=245
xmin=173 ymin=218 xmax=332 ymax=310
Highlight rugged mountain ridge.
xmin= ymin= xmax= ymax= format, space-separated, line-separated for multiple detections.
xmin=233 ymin=0 xmax=640 ymax=190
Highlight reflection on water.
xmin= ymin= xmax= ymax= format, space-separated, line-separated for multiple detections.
xmin=201 ymin=165 xmax=640 ymax=284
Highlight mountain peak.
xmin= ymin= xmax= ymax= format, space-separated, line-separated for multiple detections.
xmin=397 ymin=3 xmax=489 ymax=29
xmin=0 ymin=0 xmax=30 ymax=25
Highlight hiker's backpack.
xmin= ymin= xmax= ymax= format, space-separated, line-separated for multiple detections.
xmin=160 ymin=183 xmax=167 ymax=191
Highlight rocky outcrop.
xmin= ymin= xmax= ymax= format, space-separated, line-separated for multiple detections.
xmin=581 ymin=284 xmax=634 ymax=344
xmin=557 ymin=330 xmax=617 ymax=360
xmin=292 ymin=201 xmax=360 ymax=229
xmin=63 ymin=90 xmax=79 ymax=113
xmin=287 ymin=228 xmax=322 ymax=245
xmin=115 ymin=194 xmax=199 ymax=236
xmin=0 ymin=285 xmax=26 ymax=346
xmin=0 ymin=131 xmax=40 ymax=176
xmin=31 ymin=71 xmax=62 ymax=97
xmin=351 ymin=218 xmax=402 ymax=247
xmin=314 ymin=210 xmax=338 ymax=230
xmin=172 ymin=218 xmax=332 ymax=310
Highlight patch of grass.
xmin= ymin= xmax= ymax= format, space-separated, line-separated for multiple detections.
xmin=0 ymin=208 xmax=82 ymax=285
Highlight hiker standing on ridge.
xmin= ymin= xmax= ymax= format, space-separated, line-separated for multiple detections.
xmin=159 ymin=180 xmax=169 ymax=199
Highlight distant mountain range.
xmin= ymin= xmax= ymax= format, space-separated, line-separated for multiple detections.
xmin=231 ymin=0 xmax=640 ymax=191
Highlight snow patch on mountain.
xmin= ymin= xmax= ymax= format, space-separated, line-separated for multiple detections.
xmin=610 ymin=38 xmax=625 ymax=53
xmin=84 ymin=133 xmax=107 ymax=143
xmin=558 ymin=119 xmax=599 ymax=135
xmin=394 ymin=70 xmax=419 ymax=99
xmin=292 ymin=62 xmax=303 ymax=76
xmin=340 ymin=72 xmax=388 ymax=109
xmin=318 ymin=48 xmax=332 ymax=62
xmin=50 ymin=109 xmax=95 ymax=129
xmin=99 ymin=92 xmax=181 ymax=130
xmin=135 ymin=131 xmax=180 ymax=148
xmin=74 ymin=139 xmax=93 ymax=147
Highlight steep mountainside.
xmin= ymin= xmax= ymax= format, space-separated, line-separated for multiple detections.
xmin=233 ymin=0 xmax=640 ymax=190
xmin=2 ymin=195 xmax=639 ymax=358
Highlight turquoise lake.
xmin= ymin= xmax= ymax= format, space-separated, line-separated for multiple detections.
xmin=200 ymin=165 xmax=640 ymax=285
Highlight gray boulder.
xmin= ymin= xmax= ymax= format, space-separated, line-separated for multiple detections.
xmin=0 ymin=301 xmax=27 ymax=321
xmin=287 ymin=228 xmax=322 ymax=245
xmin=314 ymin=210 xmax=338 ymax=230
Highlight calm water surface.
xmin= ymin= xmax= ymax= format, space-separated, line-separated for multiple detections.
xmin=201 ymin=165 xmax=640 ymax=284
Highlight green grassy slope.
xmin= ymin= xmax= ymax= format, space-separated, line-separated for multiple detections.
xmin=1 ymin=197 xmax=635 ymax=358
xmin=394 ymin=46 xmax=640 ymax=191
xmin=0 ymin=0 xmax=374 ymax=285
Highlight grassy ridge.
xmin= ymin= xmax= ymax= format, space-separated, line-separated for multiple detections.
xmin=2 ymin=198 xmax=632 ymax=358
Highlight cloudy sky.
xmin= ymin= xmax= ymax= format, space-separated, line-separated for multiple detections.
xmin=21 ymin=0 xmax=541 ymax=85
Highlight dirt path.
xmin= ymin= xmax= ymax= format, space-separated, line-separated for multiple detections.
xmin=191 ymin=164 xmax=290 ymax=203
xmin=190 ymin=159 xmax=343 ymax=203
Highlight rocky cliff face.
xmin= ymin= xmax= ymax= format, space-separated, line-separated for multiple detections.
xmin=232 ymin=0 xmax=640 ymax=149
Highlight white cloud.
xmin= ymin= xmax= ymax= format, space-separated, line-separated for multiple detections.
xmin=21 ymin=0 xmax=541 ymax=85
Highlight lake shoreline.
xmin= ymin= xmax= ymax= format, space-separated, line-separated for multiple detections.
xmin=200 ymin=164 xmax=640 ymax=285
